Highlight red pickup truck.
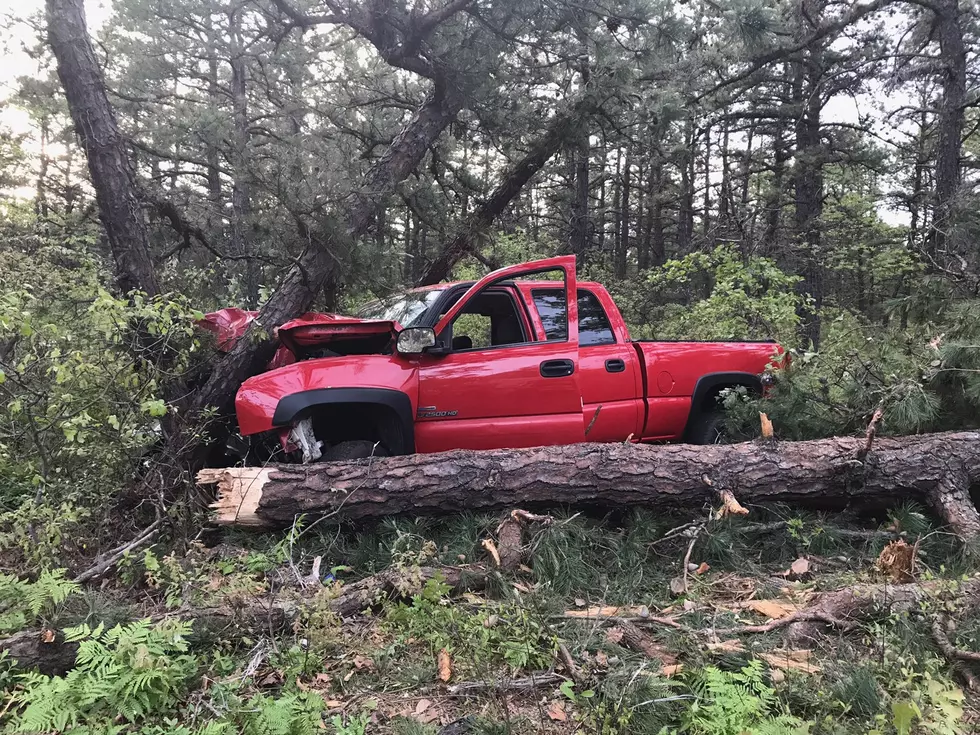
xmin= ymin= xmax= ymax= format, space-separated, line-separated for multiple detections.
xmin=208 ymin=256 xmax=781 ymax=463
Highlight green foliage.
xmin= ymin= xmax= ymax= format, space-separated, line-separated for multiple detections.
xmin=383 ymin=574 xmax=557 ymax=675
xmin=672 ymin=661 xmax=810 ymax=735
xmin=0 ymin=238 xmax=206 ymax=567
xmin=227 ymin=691 xmax=328 ymax=735
xmin=599 ymin=245 xmax=803 ymax=345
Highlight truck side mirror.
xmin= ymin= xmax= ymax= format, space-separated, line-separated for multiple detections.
xmin=396 ymin=327 xmax=436 ymax=354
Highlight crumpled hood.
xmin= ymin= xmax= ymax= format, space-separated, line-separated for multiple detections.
xmin=276 ymin=313 xmax=399 ymax=353
xmin=199 ymin=309 xmax=400 ymax=361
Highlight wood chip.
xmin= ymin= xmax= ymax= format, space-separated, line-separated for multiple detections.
xmin=760 ymin=412 xmax=774 ymax=439
xmin=877 ymin=539 xmax=916 ymax=582
xmin=661 ymin=663 xmax=684 ymax=677
xmin=481 ymin=538 xmax=501 ymax=566
xmin=706 ymin=639 xmax=746 ymax=653
xmin=437 ymin=648 xmax=452 ymax=682
xmin=745 ymin=599 xmax=799 ymax=620
xmin=779 ymin=557 xmax=811 ymax=579
xmin=760 ymin=650 xmax=821 ymax=674
xmin=564 ymin=605 xmax=647 ymax=618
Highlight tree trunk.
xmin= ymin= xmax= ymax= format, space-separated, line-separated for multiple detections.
xmin=200 ymin=431 xmax=980 ymax=542
xmin=615 ymin=150 xmax=630 ymax=278
xmin=793 ymin=0 xmax=826 ymax=350
xmin=46 ymin=0 xmax=160 ymax=297
xmin=417 ymin=100 xmax=593 ymax=285
xmin=190 ymin=87 xmax=461 ymax=414
xmin=927 ymin=0 xmax=966 ymax=257
xmin=677 ymin=118 xmax=695 ymax=254
xmin=228 ymin=8 xmax=258 ymax=307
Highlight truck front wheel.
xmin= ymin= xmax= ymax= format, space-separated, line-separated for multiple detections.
xmin=687 ymin=410 xmax=731 ymax=445
xmin=321 ymin=440 xmax=389 ymax=462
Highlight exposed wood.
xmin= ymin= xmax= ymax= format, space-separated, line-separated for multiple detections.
xmin=199 ymin=431 xmax=980 ymax=542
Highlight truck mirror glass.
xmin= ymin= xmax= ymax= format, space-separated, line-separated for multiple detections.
xmin=396 ymin=327 xmax=436 ymax=354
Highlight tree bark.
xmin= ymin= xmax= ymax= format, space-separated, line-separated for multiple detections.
xmin=46 ymin=0 xmax=160 ymax=297
xmin=199 ymin=431 xmax=980 ymax=542
xmin=228 ymin=7 xmax=258 ymax=307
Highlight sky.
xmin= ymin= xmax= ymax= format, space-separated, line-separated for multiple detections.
xmin=0 ymin=0 xmax=110 ymax=133
xmin=0 ymin=0 xmax=908 ymax=223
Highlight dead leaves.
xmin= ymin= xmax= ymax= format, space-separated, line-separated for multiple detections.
xmin=546 ymin=700 xmax=567 ymax=721
xmin=605 ymin=627 xmax=624 ymax=645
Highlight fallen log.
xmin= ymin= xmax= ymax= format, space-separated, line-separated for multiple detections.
xmin=198 ymin=431 xmax=980 ymax=541
xmin=0 ymin=564 xmax=488 ymax=673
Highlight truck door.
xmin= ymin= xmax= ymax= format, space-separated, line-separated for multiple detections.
xmin=414 ymin=256 xmax=583 ymax=453
xmin=524 ymin=285 xmax=641 ymax=442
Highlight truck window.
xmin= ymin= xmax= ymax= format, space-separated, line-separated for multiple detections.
xmin=448 ymin=290 xmax=528 ymax=350
xmin=531 ymin=289 xmax=615 ymax=346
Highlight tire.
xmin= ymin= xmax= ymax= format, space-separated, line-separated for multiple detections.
xmin=321 ymin=440 xmax=389 ymax=462
xmin=687 ymin=411 xmax=731 ymax=445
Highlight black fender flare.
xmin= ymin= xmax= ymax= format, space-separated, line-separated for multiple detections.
xmin=271 ymin=387 xmax=415 ymax=453
xmin=683 ymin=372 xmax=762 ymax=437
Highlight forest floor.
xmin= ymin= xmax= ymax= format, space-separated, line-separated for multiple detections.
xmin=32 ymin=502 xmax=975 ymax=735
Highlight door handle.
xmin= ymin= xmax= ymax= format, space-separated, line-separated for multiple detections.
xmin=605 ymin=358 xmax=626 ymax=373
xmin=540 ymin=359 xmax=575 ymax=378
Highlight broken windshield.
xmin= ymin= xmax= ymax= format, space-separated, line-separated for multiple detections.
xmin=355 ymin=288 xmax=445 ymax=327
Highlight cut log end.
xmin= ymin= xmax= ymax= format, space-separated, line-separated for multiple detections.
xmin=198 ymin=467 xmax=273 ymax=526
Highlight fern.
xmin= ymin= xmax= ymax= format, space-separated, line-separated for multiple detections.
xmin=0 ymin=569 xmax=79 ymax=633
xmin=9 ymin=618 xmax=197 ymax=733
xmin=680 ymin=661 xmax=810 ymax=735
xmin=235 ymin=692 xmax=327 ymax=735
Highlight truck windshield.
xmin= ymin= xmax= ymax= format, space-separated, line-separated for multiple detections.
xmin=355 ymin=288 xmax=445 ymax=326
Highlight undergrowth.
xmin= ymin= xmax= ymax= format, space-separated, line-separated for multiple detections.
xmin=0 ymin=508 xmax=975 ymax=734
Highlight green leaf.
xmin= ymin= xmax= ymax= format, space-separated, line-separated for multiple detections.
xmin=892 ymin=700 xmax=921 ymax=735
